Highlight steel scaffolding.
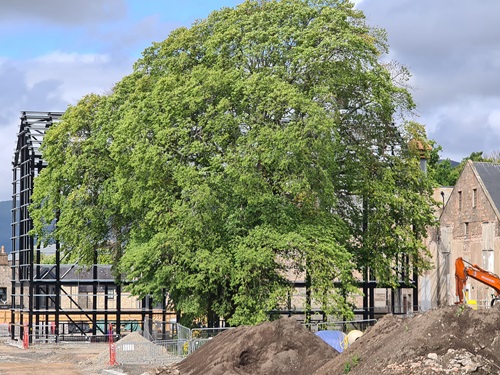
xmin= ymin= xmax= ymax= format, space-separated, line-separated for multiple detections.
xmin=11 ymin=111 xmax=160 ymax=342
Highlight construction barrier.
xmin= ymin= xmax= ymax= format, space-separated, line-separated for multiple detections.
xmin=108 ymin=324 xmax=117 ymax=366
xmin=23 ymin=323 xmax=28 ymax=349
xmin=114 ymin=340 xmax=185 ymax=365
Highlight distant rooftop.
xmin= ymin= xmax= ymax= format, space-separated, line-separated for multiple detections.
xmin=473 ymin=162 xmax=500 ymax=215
xmin=438 ymin=159 xmax=460 ymax=168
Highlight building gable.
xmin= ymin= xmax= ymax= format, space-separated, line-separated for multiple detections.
xmin=471 ymin=162 xmax=500 ymax=220
xmin=440 ymin=161 xmax=499 ymax=238
xmin=427 ymin=161 xmax=500 ymax=308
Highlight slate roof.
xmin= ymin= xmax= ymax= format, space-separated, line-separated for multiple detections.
xmin=37 ymin=264 xmax=113 ymax=282
xmin=472 ymin=162 xmax=500 ymax=216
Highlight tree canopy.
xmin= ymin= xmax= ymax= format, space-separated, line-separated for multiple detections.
xmin=428 ymin=149 xmax=499 ymax=187
xmin=30 ymin=0 xmax=437 ymax=326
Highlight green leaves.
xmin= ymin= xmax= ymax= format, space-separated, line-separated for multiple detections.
xmin=30 ymin=0 xmax=438 ymax=325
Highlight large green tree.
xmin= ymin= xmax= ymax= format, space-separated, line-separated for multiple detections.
xmin=30 ymin=0 xmax=437 ymax=326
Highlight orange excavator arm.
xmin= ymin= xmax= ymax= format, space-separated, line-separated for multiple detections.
xmin=455 ymin=257 xmax=500 ymax=306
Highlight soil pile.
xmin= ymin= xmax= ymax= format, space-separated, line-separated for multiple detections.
xmin=157 ymin=305 xmax=500 ymax=375
xmin=159 ymin=318 xmax=338 ymax=375
xmin=316 ymin=304 xmax=500 ymax=374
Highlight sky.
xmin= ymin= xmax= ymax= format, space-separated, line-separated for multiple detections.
xmin=1 ymin=0 xmax=500 ymax=201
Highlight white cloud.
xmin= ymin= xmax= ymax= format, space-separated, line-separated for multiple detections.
xmin=23 ymin=51 xmax=133 ymax=104
xmin=488 ymin=110 xmax=500 ymax=136
xmin=358 ymin=0 xmax=500 ymax=160
xmin=0 ymin=51 xmax=135 ymax=201
xmin=36 ymin=51 xmax=111 ymax=65
xmin=0 ymin=1 xmax=201 ymax=203
xmin=0 ymin=0 xmax=127 ymax=25
xmin=418 ymin=98 xmax=500 ymax=162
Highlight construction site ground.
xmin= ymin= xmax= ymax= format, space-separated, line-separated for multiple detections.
xmin=0 ymin=338 xmax=158 ymax=375
xmin=2 ymin=304 xmax=500 ymax=374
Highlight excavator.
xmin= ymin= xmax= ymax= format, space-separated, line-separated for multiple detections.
xmin=455 ymin=257 xmax=500 ymax=307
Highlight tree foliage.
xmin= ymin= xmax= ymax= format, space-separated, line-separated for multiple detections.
xmin=30 ymin=0 xmax=437 ymax=325
xmin=428 ymin=149 xmax=496 ymax=187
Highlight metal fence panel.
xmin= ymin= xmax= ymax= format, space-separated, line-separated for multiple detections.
xmin=0 ymin=323 xmax=9 ymax=337
xmin=304 ymin=319 xmax=377 ymax=333
xmin=176 ymin=324 xmax=191 ymax=341
xmin=115 ymin=340 xmax=184 ymax=365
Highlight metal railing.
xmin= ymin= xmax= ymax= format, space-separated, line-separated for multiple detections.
xmin=0 ymin=323 xmax=8 ymax=337
xmin=115 ymin=340 xmax=184 ymax=365
xmin=142 ymin=317 xmax=231 ymax=357
xmin=303 ymin=319 xmax=377 ymax=333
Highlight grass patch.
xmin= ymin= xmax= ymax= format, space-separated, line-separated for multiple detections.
xmin=343 ymin=354 xmax=360 ymax=373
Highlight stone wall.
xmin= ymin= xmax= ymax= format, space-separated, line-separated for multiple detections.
xmin=0 ymin=246 xmax=10 ymax=306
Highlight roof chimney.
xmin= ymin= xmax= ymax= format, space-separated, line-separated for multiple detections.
xmin=0 ymin=246 xmax=7 ymax=266
xmin=410 ymin=139 xmax=432 ymax=174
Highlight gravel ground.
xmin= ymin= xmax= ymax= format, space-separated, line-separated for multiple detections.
xmin=0 ymin=337 xmax=162 ymax=375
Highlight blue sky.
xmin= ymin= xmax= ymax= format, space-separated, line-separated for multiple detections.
xmin=2 ymin=0 xmax=500 ymax=201
xmin=0 ymin=1 xmax=242 ymax=59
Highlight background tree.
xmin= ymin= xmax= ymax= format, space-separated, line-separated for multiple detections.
xmin=31 ymin=0 xmax=437 ymax=326
xmin=428 ymin=149 xmax=495 ymax=187
xmin=486 ymin=150 xmax=500 ymax=162
xmin=426 ymin=143 xmax=459 ymax=187
xmin=30 ymin=93 xmax=133 ymax=273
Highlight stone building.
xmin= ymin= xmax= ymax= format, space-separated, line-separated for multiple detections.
xmin=0 ymin=246 xmax=9 ymax=304
xmin=425 ymin=161 xmax=500 ymax=309
xmin=419 ymin=187 xmax=453 ymax=310
xmin=0 ymin=246 xmax=10 ymax=323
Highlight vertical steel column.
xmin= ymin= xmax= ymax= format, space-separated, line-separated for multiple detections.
xmin=116 ymin=283 xmax=121 ymax=335
xmin=104 ymin=285 xmax=109 ymax=334
xmin=369 ymin=282 xmax=375 ymax=320
xmin=362 ymin=270 xmax=368 ymax=320
xmin=55 ymin=239 xmax=60 ymax=337
xmin=28 ymin=152 xmax=35 ymax=342
xmin=92 ymin=251 xmax=98 ymax=336
xmin=10 ymin=166 xmax=17 ymax=340
xmin=35 ymin=245 xmax=40 ymax=333
xmin=413 ymin=266 xmax=419 ymax=312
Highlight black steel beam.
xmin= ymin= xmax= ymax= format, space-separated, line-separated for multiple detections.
xmin=10 ymin=111 xmax=160 ymax=342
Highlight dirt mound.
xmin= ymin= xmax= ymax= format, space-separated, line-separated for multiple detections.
xmin=316 ymin=305 xmax=500 ymax=374
xmin=162 ymin=318 xmax=338 ymax=375
xmin=156 ymin=305 xmax=500 ymax=375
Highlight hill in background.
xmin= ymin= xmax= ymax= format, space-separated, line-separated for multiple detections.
xmin=0 ymin=200 xmax=56 ymax=255
xmin=0 ymin=201 xmax=11 ymax=253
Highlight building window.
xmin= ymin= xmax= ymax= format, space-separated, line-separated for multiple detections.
xmin=482 ymin=249 xmax=494 ymax=272
xmin=465 ymin=222 xmax=469 ymax=238
xmin=458 ymin=191 xmax=462 ymax=210
xmin=0 ymin=287 xmax=6 ymax=303
xmin=472 ymin=188 xmax=477 ymax=208
xmin=78 ymin=285 xmax=90 ymax=309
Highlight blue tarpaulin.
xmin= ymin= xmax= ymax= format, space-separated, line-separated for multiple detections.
xmin=315 ymin=330 xmax=346 ymax=353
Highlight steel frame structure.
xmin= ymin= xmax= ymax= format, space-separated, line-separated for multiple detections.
xmin=10 ymin=111 xmax=159 ymax=342
xmin=9 ymin=111 xmax=418 ymax=338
